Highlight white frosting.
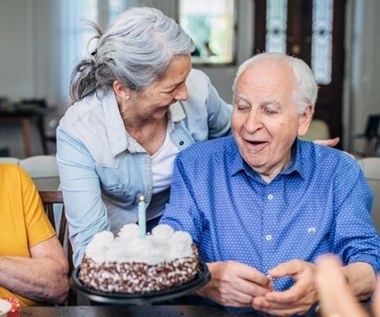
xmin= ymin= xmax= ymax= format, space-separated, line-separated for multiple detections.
xmin=170 ymin=231 xmax=193 ymax=258
xmin=85 ymin=224 xmax=194 ymax=265
xmin=0 ymin=299 xmax=11 ymax=316
xmin=85 ymin=231 xmax=115 ymax=263
xmin=117 ymin=223 xmax=140 ymax=239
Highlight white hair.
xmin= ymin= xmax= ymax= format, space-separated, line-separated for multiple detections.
xmin=70 ymin=7 xmax=195 ymax=103
xmin=232 ymin=52 xmax=318 ymax=113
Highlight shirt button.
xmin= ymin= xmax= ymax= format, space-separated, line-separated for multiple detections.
xmin=268 ymin=194 xmax=273 ymax=200
xmin=265 ymin=235 xmax=272 ymax=241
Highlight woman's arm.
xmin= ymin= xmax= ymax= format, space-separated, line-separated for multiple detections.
xmin=56 ymin=127 xmax=110 ymax=267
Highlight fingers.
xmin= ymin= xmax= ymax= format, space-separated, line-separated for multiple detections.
xmin=268 ymin=259 xmax=315 ymax=279
xmin=313 ymin=137 xmax=340 ymax=147
xmin=200 ymin=261 xmax=273 ymax=307
xmin=315 ymin=254 xmax=368 ymax=317
xmin=252 ymin=260 xmax=317 ymax=315
xmin=372 ymin=277 xmax=380 ymax=317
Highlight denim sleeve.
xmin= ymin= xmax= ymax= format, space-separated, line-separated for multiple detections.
xmin=56 ymin=127 xmax=111 ymax=267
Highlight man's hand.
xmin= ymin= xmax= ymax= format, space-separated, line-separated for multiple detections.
xmin=197 ymin=261 xmax=273 ymax=307
xmin=251 ymin=260 xmax=318 ymax=316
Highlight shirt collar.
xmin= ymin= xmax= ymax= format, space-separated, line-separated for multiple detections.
xmin=102 ymin=91 xmax=129 ymax=157
xmin=230 ymin=137 xmax=305 ymax=180
xmin=103 ymin=93 xmax=185 ymax=158
xmin=168 ymin=101 xmax=186 ymax=122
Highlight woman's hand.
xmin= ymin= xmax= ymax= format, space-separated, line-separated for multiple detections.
xmin=316 ymin=254 xmax=372 ymax=317
xmin=313 ymin=137 xmax=340 ymax=147
xmin=314 ymin=137 xmax=355 ymax=158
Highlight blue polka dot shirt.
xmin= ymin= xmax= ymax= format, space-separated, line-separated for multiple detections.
xmin=161 ymin=136 xmax=380 ymax=294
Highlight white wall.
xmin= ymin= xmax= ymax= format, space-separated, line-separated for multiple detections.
xmin=0 ymin=0 xmax=61 ymax=104
xmin=348 ymin=0 xmax=380 ymax=153
xmin=0 ymin=1 xmax=34 ymax=99
xmin=0 ymin=0 xmax=61 ymax=157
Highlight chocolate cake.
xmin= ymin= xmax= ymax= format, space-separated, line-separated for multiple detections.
xmin=78 ymin=224 xmax=200 ymax=294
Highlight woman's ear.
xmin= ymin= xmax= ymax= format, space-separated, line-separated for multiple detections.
xmin=298 ymin=105 xmax=314 ymax=137
xmin=113 ymin=80 xmax=131 ymax=99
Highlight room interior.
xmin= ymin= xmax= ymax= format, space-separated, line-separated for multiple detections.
xmin=0 ymin=0 xmax=379 ymax=158
xmin=0 ymin=1 xmax=379 ymax=309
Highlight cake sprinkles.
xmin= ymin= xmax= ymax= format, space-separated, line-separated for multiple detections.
xmin=78 ymin=224 xmax=200 ymax=294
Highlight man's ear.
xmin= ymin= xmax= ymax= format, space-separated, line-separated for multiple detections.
xmin=298 ymin=105 xmax=314 ymax=137
xmin=113 ymin=80 xmax=131 ymax=99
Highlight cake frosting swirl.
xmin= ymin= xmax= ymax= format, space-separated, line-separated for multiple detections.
xmin=78 ymin=224 xmax=200 ymax=293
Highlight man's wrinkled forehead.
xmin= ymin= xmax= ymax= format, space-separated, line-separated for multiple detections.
xmin=235 ymin=61 xmax=294 ymax=92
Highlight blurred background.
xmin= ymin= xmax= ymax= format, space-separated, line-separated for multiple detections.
xmin=0 ymin=0 xmax=379 ymax=158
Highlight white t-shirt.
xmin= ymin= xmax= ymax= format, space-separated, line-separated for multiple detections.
xmin=151 ymin=121 xmax=180 ymax=195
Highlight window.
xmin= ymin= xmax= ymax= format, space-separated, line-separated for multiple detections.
xmin=264 ymin=0 xmax=333 ymax=84
xmin=59 ymin=0 xmax=127 ymax=103
xmin=179 ymin=0 xmax=237 ymax=65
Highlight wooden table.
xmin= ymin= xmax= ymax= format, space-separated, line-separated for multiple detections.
xmin=19 ymin=305 xmax=316 ymax=317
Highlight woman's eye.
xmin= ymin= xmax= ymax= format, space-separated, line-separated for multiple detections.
xmin=161 ymin=86 xmax=178 ymax=94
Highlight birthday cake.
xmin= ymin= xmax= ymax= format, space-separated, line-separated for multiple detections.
xmin=78 ymin=224 xmax=200 ymax=294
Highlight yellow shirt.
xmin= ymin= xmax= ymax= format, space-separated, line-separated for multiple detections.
xmin=0 ymin=164 xmax=55 ymax=306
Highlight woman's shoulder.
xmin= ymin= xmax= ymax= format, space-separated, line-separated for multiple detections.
xmin=60 ymin=93 xmax=104 ymax=127
xmin=185 ymin=69 xmax=212 ymax=94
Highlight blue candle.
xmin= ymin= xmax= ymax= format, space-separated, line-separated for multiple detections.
xmin=138 ymin=195 xmax=146 ymax=239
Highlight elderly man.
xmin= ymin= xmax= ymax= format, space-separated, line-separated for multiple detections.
xmin=0 ymin=164 xmax=69 ymax=306
xmin=160 ymin=52 xmax=380 ymax=316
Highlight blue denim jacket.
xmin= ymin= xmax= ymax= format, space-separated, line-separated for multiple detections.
xmin=56 ymin=69 xmax=232 ymax=266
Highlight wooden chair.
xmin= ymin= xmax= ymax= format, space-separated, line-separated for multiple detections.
xmin=301 ymin=119 xmax=330 ymax=141
xmin=38 ymin=190 xmax=77 ymax=305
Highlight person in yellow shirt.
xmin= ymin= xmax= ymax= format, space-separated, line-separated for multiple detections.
xmin=0 ymin=164 xmax=69 ymax=306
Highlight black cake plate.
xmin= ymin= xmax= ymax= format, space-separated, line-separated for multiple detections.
xmin=71 ymin=261 xmax=211 ymax=305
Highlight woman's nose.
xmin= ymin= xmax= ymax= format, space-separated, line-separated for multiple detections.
xmin=174 ymin=83 xmax=189 ymax=101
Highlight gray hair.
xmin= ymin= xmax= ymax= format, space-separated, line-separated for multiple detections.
xmin=69 ymin=7 xmax=195 ymax=103
xmin=232 ymin=52 xmax=318 ymax=114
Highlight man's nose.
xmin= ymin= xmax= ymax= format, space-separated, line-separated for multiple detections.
xmin=244 ymin=110 xmax=263 ymax=132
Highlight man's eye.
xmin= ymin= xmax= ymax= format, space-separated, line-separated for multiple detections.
xmin=236 ymin=104 xmax=250 ymax=111
xmin=263 ymin=107 xmax=279 ymax=114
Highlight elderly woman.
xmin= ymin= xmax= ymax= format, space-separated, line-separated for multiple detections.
xmin=56 ymin=7 xmax=232 ymax=267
